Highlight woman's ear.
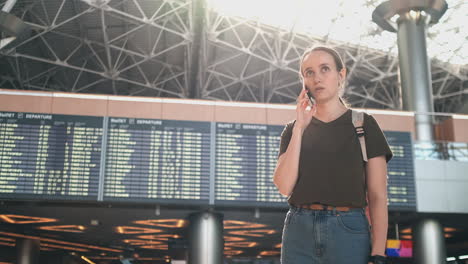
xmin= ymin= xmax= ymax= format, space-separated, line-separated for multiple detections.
xmin=339 ymin=67 xmax=347 ymax=83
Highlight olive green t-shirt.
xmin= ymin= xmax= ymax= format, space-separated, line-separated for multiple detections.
xmin=278 ymin=109 xmax=393 ymax=207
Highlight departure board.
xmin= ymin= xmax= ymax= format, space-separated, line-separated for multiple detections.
xmin=0 ymin=112 xmax=102 ymax=200
xmin=215 ymin=122 xmax=286 ymax=206
xmin=384 ymin=131 xmax=416 ymax=211
xmin=103 ymin=118 xmax=210 ymax=203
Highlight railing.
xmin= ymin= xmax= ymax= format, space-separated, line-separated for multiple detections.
xmin=413 ymin=141 xmax=468 ymax=161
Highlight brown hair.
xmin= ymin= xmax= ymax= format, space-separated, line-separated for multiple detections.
xmin=299 ymin=45 xmax=349 ymax=107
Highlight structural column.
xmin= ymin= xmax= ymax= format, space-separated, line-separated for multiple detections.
xmin=396 ymin=11 xmax=435 ymax=141
xmin=187 ymin=211 xmax=223 ymax=264
xmin=413 ymin=219 xmax=446 ymax=264
xmin=16 ymin=238 xmax=40 ymax=264
xmin=372 ymin=1 xmax=448 ymax=264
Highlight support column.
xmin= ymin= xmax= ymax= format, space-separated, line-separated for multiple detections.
xmin=16 ymin=238 xmax=40 ymax=264
xmin=413 ymin=219 xmax=446 ymax=264
xmin=372 ymin=2 xmax=448 ymax=264
xmin=187 ymin=211 xmax=223 ymax=264
xmin=396 ymin=11 xmax=435 ymax=141
xmin=188 ymin=0 xmax=206 ymax=99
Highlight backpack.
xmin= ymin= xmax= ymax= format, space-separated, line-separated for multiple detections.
xmin=351 ymin=109 xmax=368 ymax=162
xmin=352 ymin=109 xmax=373 ymax=225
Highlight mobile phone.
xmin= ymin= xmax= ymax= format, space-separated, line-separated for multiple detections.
xmin=303 ymin=84 xmax=316 ymax=107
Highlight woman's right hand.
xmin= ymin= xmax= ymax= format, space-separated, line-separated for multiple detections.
xmin=295 ymin=88 xmax=316 ymax=133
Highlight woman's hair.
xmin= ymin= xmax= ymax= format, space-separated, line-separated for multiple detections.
xmin=299 ymin=45 xmax=349 ymax=108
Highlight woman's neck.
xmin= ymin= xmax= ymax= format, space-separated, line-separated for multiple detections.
xmin=315 ymin=100 xmax=349 ymax=122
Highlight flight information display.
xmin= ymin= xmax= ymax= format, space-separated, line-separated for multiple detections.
xmin=384 ymin=131 xmax=416 ymax=211
xmin=0 ymin=112 xmax=102 ymax=200
xmin=0 ymin=110 xmax=416 ymax=210
xmin=103 ymin=118 xmax=211 ymax=203
xmin=215 ymin=122 xmax=286 ymax=206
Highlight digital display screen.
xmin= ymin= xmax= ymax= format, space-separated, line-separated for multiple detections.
xmin=103 ymin=118 xmax=211 ymax=203
xmin=0 ymin=112 xmax=102 ymax=200
xmin=384 ymin=131 xmax=417 ymax=211
xmin=215 ymin=122 xmax=286 ymax=206
xmin=0 ymin=111 xmax=416 ymax=210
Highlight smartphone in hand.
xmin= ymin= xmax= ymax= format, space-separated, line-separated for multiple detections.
xmin=303 ymin=84 xmax=316 ymax=107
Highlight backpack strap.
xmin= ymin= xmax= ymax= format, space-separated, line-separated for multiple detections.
xmin=352 ymin=110 xmax=368 ymax=162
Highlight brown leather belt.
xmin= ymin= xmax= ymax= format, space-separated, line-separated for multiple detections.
xmin=297 ymin=204 xmax=353 ymax=212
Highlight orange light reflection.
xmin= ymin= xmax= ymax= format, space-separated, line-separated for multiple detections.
xmin=260 ymin=251 xmax=280 ymax=256
xmin=37 ymin=225 xmax=86 ymax=233
xmin=224 ymin=236 xmax=245 ymax=242
xmin=0 ymin=241 xmax=15 ymax=247
xmin=140 ymin=244 xmax=168 ymax=250
xmin=133 ymin=219 xmax=187 ymax=228
xmin=41 ymin=243 xmax=89 ymax=252
xmin=0 ymin=214 xmax=57 ymax=224
xmin=228 ymin=229 xmax=276 ymax=237
xmin=0 ymin=232 xmax=122 ymax=252
xmin=224 ymin=250 xmax=243 ymax=256
xmin=223 ymin=220 xmax=266 ymax=229
xmin=137 ymin=234 xmax=180 ymax=241
xmin=225 ymin=242 xmax=258 ymax=248
xmin=123 ymin=239 xmax=163 ymax=245
xmin=115 ymin=226 xmax=162 ymax=234
xmin=400 ymin=228 xmax=412 ymax=234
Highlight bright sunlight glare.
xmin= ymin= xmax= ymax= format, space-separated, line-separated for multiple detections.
xmin=208 ymin=0 xmax=467 ymax=66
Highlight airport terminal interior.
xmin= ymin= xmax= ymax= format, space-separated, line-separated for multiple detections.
xmin=0 ymin=0 xmax=467 ymax=263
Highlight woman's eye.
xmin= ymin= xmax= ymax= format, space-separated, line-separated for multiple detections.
xmin=321 ymin=66 xmax=330 ymax=72
xmin=305 ymin=70 xmax=313 ymax=77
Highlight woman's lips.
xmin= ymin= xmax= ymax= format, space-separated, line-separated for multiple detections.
xmin=315 ymin=87 xmax=325 ymax=93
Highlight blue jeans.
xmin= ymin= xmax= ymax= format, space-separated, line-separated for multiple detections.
xmin=281 ymin=205 xmax=371 ymax=264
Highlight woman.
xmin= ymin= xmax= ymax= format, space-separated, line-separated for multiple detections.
xmin=273 ymin=45 xmax=393 ymax=264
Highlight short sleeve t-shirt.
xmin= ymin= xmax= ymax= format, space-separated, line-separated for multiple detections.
xmin=277 ymin=108 xmax=393 ymax=207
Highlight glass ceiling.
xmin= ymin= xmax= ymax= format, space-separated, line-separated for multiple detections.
xmin=208 ymin=0 xmax=467 ymax=66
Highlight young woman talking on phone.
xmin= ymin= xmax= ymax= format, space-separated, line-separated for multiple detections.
xmin=273 ymin=46 xmax=393 ymax=264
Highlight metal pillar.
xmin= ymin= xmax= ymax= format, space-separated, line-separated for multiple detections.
xmin=188 ymin=0 xmax=205 ymax=99
xmin=372 ymin=2 xmax=448 ymax=264
xmin=16 ymin=238 xmax=40 ymax=264
xmin=372 ymin=0 xmax=448 ymax=142
xmin=413 ymin=219 xmax=446 ymax=264
xmin=187 ymin=211 xmax=223 ymax=264
xmin=396 ymin=11 xmax=435 ymax=141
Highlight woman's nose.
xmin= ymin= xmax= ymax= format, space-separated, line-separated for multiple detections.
xmin=313 ymin=75 xmax=322 ymax=84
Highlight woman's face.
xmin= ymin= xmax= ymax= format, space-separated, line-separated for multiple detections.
xmin=301 ymin=50 xmax=346 ymax=104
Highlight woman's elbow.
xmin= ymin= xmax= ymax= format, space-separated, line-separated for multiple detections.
xmin=273 ymin=178 xmax=291 ymax=197
xmin=368 ymin=191 xmax=387 ymax=204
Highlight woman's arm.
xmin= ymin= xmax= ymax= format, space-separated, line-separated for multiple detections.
xmin=273 ymin=125 xmax=305 ymax=196
xmin=273 ymin=89 xmax=315 ymax=196
xmin=366 ymin=155 xmax=388 ymax=256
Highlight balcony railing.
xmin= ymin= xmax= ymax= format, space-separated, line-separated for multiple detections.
xmin=413 ymin=141 xmax=468 ymax=161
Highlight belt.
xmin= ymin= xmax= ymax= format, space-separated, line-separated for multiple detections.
xmin=297 ymin=204 xmax=353 ymax=212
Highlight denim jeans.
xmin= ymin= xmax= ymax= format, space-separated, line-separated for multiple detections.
xmin=281 ymin=205 xmax=371 ymax=264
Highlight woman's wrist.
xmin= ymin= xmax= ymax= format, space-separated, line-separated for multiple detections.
xmin=292 ymin=124 xmax=305 ymax=135
xmin=368 ymin=254 xmax=387 ymax=264
xmin=371 ymin=250 xmax=386 ymax=256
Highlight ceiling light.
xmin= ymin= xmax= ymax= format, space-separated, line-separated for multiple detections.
xmin=133 ymin=219 xmax=187 ymax=228
xmin=228 ymin=229 xmax=275 ymax=237
xmin=115 ymin=226 xmax=162 ymax=234
xmin=37 ymin=225 xmax=86 ymax=233
xmin=0 ymin=214 xmax=57 ymax=224
xmin=223 ymin=220 xmax=267 ymax=229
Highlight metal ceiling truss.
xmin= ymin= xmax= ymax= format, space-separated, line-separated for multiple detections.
xmin=0 ymin=0 xmax=466 ymax=113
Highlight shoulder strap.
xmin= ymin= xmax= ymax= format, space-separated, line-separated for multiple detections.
xmin=352 ymin=110 xmax=368 ymax=162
